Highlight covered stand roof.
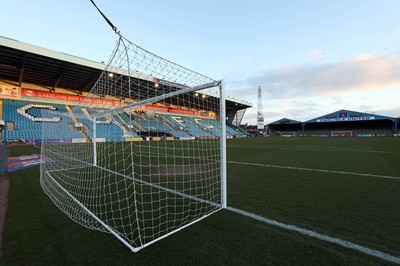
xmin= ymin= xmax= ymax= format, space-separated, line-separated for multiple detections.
xmin=304 ymin=109 xmax=396 ymax=124
xmin=269 ymin=118 xmax=302 ymax=125
xmin=0 ymin=36 xmax=104 ymax=93
xmin=0 ymin=35 xmax=251 ymax=112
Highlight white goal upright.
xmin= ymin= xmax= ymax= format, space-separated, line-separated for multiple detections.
xmin=40 ymin=34 xmax=226 ymax=252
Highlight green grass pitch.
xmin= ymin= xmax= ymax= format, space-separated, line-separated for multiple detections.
xmin=1 ymin=137 xmax=400 ymax=265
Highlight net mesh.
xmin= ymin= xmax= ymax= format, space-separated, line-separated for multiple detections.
xmin=40 ymin=35 xmax=224 ymax=251
xmin=331 ymin=131 xmax=352 ymax=137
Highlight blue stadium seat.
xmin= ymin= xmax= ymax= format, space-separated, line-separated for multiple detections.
xmin=2 ymin=99 xmax=249 ymax=142
xmin=3 ymin=100 xmax=80 ymax=141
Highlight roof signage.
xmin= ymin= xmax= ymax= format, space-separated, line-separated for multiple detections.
xmin=316 ymin=116 xmax=375 ymax=122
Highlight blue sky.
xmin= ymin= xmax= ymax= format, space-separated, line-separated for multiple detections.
xmin=2 ymin=1 xmax=400 ymax=124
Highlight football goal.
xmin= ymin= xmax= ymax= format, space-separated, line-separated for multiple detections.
xmin=331 ymin=130 xmax=353 ymax=137
xmin=279 ymin=131 xmax=296 ymax=137
xmin=40 ymin=33 xmax=226 ymax=252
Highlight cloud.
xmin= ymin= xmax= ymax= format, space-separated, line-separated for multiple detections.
xmin=242 ymin=97 xmax=333 ymax=124
xmin=227 ymin=53 xmax=400 ymax=100
xmin=228 ymin=53 xmax=400 ymax=124
xmin=306 ymin=50 xmax=326 ymax=59
xmin=240 ymin=56 xmax=253 ymax=62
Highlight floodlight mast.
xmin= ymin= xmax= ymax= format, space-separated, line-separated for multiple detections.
xmin=257 ymin=86 xmax=265 ymax=136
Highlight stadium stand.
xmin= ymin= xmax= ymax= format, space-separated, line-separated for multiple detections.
xmin=2 ymin=98 xmax=252 ymax=143
xmin=177 ymin=116 xmax=215 ymax=138
xmin=227 ymin=122 xmax=251 ymax=137
xmin=189 ymin=117 xmax=221 ymax=137
xmin=266 ymin=110 xmax=397 ymax=137
xmin=0 ymin=36 xmax=253 ymax=144
xmin=3 ymin=98 xmax=397 ymax=143
xmin=4 ymin=99 xmax=83 ymax=141
xmin=267 ymin=118 xmax=302 ymax=137
xmin=130 ymin=111 xmax=170 ymax=132
xmin=156 ymin=113 xmax=194 ymax=139
xmin=70 ymin=107 xmax=127 ymax=141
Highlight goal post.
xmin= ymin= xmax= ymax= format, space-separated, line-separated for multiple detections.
xmin=331 ymin=130 xmax=353 ymax=137
xmin=278 ymin=131 xmax=296 ymax=137
xmin=219 ymin=80 xmax=227 ymax=209
xmin=40 ymin=34 xmax=226 ymax=252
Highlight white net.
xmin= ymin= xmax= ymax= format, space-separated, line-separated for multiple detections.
xmin=279 ymin=131 xmax=296 ymax=137
xmin=40 ymin=35 xmax=225 ymax=252
xmin=331 ymin=131 xmax=352 ymax=137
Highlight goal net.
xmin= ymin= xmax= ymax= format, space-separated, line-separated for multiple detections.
xmin=279 ymin=131 xmax=296 ymax=137
xmin=40 ymin=34 xmax=226 ymax=252
xmin=331 ymin=130 xmax=352 ymax=137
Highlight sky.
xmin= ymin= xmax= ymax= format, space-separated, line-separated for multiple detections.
xmin=1 ymin=0 xmax=400 ymax=124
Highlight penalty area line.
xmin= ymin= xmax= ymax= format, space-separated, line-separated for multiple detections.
xmin=228 ymin=161 xmax=400 ymax=180
xmin=227 ymin=206 xmax=400 ymax=265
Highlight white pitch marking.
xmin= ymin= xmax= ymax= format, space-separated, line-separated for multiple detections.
xmin=228 ymin=144 xmax=400 ymax=154
xmin=228 ymin=161 xmax=400 ymax=180
xmin=227 ymin=206 xmax=400 ymax=265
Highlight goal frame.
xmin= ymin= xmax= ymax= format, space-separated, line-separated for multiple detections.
xmin=40 ymin=0 xmax=229 ymax=252
xmin=331 ymin=130 xmax=353 ymax=137
xmin=278 ymin=131 xmax=296 ymax=137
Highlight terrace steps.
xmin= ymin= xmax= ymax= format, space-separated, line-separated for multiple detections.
xmin=66 ymin=105 xmax=91 ymax=142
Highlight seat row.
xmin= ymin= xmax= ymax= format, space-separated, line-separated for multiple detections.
xmin=2 ymin=100 xmax=249 ymax=141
